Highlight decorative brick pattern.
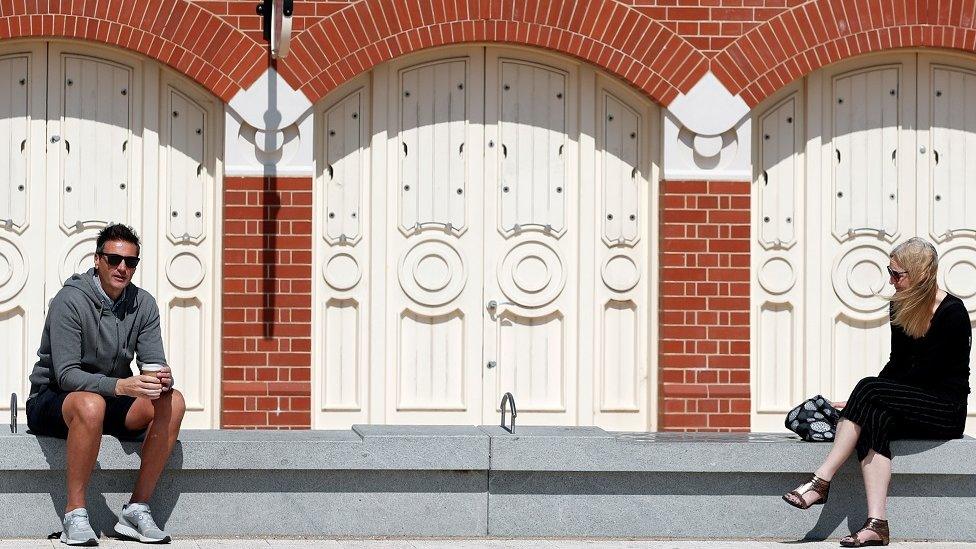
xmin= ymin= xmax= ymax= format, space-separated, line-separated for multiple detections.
xmin=712 ymin=0 xmax=976 ymax=105
xmin=659 ymin=181 xmax=751 ymax=431
xmin=198 ymin=1 xmax=349 ymax=44
xmin=222 ymin=177 xmax=313 ymax=429
xmin=0 ymin=0 xmax=266 ymax=101
xmin=624 ymin=0 xmax=806 ymax=55
xmin=277 ymin=0 xmax=709 ymax=105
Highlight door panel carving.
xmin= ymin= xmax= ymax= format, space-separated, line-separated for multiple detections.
xmin=497 ymin=60 xmax=567 ymax=236
xmin=56 ymin=55 xmax=132 ymax=233
xmin=399 ymin=60 xmax=468 ymax=235
xmin=831 ymin=67 xmax=901 ymax=241
xmin=317 ymin=86 xmax=370 ymax=425
xmin=0 ymin=56 xmax=30 ymax=232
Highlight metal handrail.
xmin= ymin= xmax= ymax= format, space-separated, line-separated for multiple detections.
xmin=500 ymin=392 xmax=516 ymax=433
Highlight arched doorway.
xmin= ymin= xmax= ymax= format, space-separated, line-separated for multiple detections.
xmin=312 ymin=46 xmax=659 ymax=429
xmin=752 ymin=51 xmax=976 ymax=432
xmin=0 ymin=40 xmax=222 ymax=428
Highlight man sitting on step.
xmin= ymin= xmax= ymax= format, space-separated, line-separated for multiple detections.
xmin=25 ymin=223 xmax=185 ymax=546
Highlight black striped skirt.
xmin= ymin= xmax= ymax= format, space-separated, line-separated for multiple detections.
xmin=840 ymin=376 xmax=967 ymax=461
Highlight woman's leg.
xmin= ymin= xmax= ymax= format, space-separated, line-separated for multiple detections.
xmin=786 ymin=418 xmax=860 ymax=507
xmin=840 ymin=450 xmax=892 ymax=544
xmin=815 ymin=418 xmax=861 ymax=481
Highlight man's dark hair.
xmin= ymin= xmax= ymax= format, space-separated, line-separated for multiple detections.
xmin=96 ymin=224 xmax=141 ymax=255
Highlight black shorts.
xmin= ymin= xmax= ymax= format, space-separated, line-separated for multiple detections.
xmin=25 ymin=385 xmax=145 ymax=440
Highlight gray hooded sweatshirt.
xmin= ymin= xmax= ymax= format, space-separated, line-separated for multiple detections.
xmin=28 ymin=268 xmax=167 ymax=399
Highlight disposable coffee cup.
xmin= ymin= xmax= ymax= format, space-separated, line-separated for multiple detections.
xmin=140 ymin=363 xmax=167 ymax=392
xmin=140 ymin=363 xmax=164 ymax=374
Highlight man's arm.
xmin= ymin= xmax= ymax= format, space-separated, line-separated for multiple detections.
xmin=135 ymin=294 xmax=171 ymax=388
xmin=49 ymin=293 xmax=119 ymax=397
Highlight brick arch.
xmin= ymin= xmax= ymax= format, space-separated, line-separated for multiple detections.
xmin=0 ymin=1 xmax=267 ymax=101
xmin=711 ymin=0 xmax=976 ymax=107
xmin=280 ymin=0 xmax=708 ymax=106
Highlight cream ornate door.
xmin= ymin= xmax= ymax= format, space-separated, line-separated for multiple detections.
xmin=382 ymin=51 xmax=486 ymax=424
xmin=0 ymin=43 xmax=46 ymax=412
xmin=1 ymin=42 xmax=220 ymax=428
xmin=45 ymin=45 xmax=142 ymax=304
xmin=313 ymin=47 xmax=657 ymax=429
xmin=754 ymin=52 xmax=976 ymax=432
xmin=483 ymin=52 xmax=579 ymax=425
xmin=917 ymin=54 xmax=976 ymax=423
xmin=809 ymin=58 xmax=916 ymax=400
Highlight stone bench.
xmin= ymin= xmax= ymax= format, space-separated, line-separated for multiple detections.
xmin=1 ymin=426 xmax=973 ymax=540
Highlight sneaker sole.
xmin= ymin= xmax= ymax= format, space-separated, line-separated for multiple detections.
xmin=113 ymin=522 xmax=171 ymax=544
xmin=59 ymin=532 xmax=98 ymax=546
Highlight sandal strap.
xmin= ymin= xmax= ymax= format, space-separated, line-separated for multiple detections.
xmin=861 ymin=517 xmax=889 ymax=538
xmin=797 ymin=475 xmax=830 ymax=498
xmin=844 ymin=517 xmax=889 ymax=545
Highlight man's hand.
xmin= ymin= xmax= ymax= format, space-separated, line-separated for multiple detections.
xmin=833 ymin=400 xmax=847 ymax=410
xmin=157 ymin=366 xmax=173 ymax=391
xmin=115 ymin=375 xmax=163 ymax=399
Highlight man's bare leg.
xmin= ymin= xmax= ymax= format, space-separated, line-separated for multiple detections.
xmin=62 ymin=392 xmax=107 ymax=513
xmin=124 ymin=389 xmax=186 ymax=503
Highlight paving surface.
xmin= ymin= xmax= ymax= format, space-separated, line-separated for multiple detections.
xmin=0 ymin=539 xmax=971 ymax=548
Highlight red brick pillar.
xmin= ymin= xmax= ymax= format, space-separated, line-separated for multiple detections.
xmin=222 ymin=177 xmax=313 ymax=429
xmin=659 ymin=180 xmax=751 ymax=431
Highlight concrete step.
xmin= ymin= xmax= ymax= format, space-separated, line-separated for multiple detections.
xmin=1 ymin=426 xmax=973 ymax=541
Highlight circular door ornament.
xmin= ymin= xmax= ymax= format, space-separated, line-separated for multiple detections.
xmin=398 ymin=240 xmax=466 ymax=306
xmin=0 ymin=237 xmax=28 ymax=303
xmin=758 ymin=257 xmax=796 ymax=295
xmin=939 ymin=246 xmax=976 ymax=311
xmin=166 ymin=252 xmax=206 ymax=290
xmin=602 ymin=255 xmax=640 ymax=293
xmin=498 ymin=241 xmax=565 ymax=307
xmin=323 ymin=253 xmax=362 ymax=291
xmin=59 ymin=237 xmax=98 ymax=284
xmin=832 ymin=244 xmax=893 ymax=313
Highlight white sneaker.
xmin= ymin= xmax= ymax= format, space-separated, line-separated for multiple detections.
xmin=60 ymin=508 xmax=98 ymax=546
xmin=113 ymin=502 xmax=171 ymax=544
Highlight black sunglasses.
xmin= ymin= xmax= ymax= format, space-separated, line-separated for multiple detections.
xmin=886 ymin=266 xmax=908 ymax=279
xmin=99 ymin=252 xmax=141 ymax=268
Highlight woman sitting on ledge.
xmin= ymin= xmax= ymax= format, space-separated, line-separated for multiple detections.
xmin=782 ymin=237 xmax=971 ymax=547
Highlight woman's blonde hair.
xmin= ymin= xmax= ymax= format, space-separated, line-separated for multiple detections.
xmin=888 ymin=237 xmax=939 ymax=338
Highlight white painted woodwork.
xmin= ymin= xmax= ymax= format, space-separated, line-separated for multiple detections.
xmin=0 ymin=45 xmax=44 ymax=415
xmin=312 ymin=46 xmax=658 ymax=429
xmin=917 ymin=55 xmax=976 ymax=427
xmin=591 ymin=77 xmax=654 ymax=430
xmin=0 ymin=42 xmax=221 ymax=428
xmin=483 ymin=51 xmax=578 ymax=425
xmin=384 ymin=52 xmax=484 ymax=425
xmin=157 ymin=71 xmax=222 ymax=425
xmin=314 ymin=83 xmax=371 ymax=426
xmin=754 ymin=52 xmax=976 ymax=433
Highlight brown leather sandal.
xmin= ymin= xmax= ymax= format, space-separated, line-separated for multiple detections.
xmin=782 ymin=475 xmax=830 ymax=509
xmin=839 ymin=517 xmax=889 ymax=547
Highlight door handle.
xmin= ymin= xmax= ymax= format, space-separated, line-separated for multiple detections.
xmin=486 ymin=299 xmax=515 ymax=313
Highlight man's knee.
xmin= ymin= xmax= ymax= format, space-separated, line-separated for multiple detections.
xmin=63 ymin=392 xmax=107 ymax=426
xmin=156 ymin=389 xmax=186 ymax=421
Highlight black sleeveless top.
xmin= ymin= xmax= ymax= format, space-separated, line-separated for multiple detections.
xmin=879 ymin=294 xmax=972 ymax=404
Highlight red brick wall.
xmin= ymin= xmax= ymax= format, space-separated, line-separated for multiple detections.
xmin=659 ymin=180 xmax=751 ymax=431
xmin=222 ymin=177 xmax=313 ymax=429
xmin=626 ymin=0 xmax=805 ymax=54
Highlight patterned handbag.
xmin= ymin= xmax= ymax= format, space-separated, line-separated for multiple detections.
xmin=785 ymin=395 xmax=840 ymax=442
